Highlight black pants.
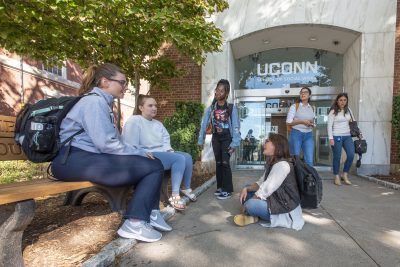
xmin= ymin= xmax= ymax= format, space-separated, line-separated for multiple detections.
xmin=212 ymin=132 xmax=233 ymax=193
xmin=52 ymin=146 xmax=164 ymax=222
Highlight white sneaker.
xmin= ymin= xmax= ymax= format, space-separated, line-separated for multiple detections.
xmin=117 ymin=220 xmax=162 ymax=242
xmin=150 ymin=210 xmax=172 ymax=232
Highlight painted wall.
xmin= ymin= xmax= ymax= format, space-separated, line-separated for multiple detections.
xmin=202 ymin=0 xmax=397 ymax=175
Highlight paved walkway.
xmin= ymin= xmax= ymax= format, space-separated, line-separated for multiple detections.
xmin=115 ymin=171 xmax=400 ymax=267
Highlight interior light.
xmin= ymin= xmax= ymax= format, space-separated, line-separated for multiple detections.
xmin=309 ymin=37 xmax=317 ymax=41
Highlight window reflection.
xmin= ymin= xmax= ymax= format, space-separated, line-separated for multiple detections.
xmin=235 ymin=48 xmax=343 ymax=89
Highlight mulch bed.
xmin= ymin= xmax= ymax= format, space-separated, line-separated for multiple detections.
xmin=372 ymin=173 xmax=400 ymax=185
xmin=22 ymin=173 xmax=214 ymax=266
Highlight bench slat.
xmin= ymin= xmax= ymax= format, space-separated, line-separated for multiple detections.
xmin=0 ymin=179 xmax=95 ymax=205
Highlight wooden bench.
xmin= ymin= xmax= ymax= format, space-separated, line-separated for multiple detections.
xmin=0 ymin=115 xmax=170 ymax=266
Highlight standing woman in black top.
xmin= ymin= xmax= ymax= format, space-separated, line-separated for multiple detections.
xmin=198 ymin=79 xmax=241 ymax=199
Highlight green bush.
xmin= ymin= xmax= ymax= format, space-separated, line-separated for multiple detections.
xmin=0 ymin=161 xmax=49 ymax=184
xmin=393 ymin=96 xmax=400 ymax=144
xmin=164 ymin=101 xmax=204 ymax=162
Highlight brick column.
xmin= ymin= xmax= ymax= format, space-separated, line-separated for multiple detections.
xmin=391 ymin=0 xmax=400 ymax=164
xmin=150 ymin=44 xmax=201 ymax=122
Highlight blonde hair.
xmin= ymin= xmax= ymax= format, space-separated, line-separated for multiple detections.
xmin=79 ymin=63 xmax=123 ymax=95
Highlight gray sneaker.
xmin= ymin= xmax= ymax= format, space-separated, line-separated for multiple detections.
xmin=150 ymin=210 xmax=172 ymax=232
xmin=117 ymin=220 xmax=162 ymax=242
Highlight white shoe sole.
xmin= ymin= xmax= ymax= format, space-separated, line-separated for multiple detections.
xmin=217 ymin=195 xmax=232 ymax=200
xmin=150 ymin=221 xmax=172 ymax=232
xmin=117 ymin=228 xmax=162 ymax=242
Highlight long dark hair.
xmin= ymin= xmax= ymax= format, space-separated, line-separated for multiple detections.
xmin=296 ymin=86 xmax=312 ymax=104
xmin=211 ymin=79 xmax=231 ymax=106
xmin=266 ymin=133 xmax=291 ymax=166
xmin=330 ymin=93 xmax=349 ymax=115
xmin=79 ymin=63 xmax=123 ymax=95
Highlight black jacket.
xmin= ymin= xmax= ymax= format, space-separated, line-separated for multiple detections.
xmin=265 ymin=161 xmax=301 ymax=215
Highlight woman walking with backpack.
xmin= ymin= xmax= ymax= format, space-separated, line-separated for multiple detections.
xmin=198 ymin=79 xmax=241 ymax=200
xmin=286 ymin=87 xmax=315 ymax=166
xmin=327 ymin=93 xmax=355 ymax=185
xmin=51 ymin=63 xmax=171 ymax=242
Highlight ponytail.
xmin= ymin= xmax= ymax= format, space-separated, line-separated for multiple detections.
xmin=79 ymin=65 xmax=98 ymax=95
xmin=78 ymin=63 xmax=123 ymax=95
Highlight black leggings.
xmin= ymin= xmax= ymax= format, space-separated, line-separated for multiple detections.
xmin=212 ymin=132 xmax=233 ymax=193
xmin=52 ymin=146 xmax=164 ymax=222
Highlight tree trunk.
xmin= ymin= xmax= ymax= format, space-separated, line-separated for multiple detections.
xmin=133 ymin=68 xmax=141 ymax=115
xmin=117 ymin=98 xmax=121 ymax=132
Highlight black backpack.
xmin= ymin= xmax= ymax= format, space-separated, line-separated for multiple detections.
xmin=14 ymin=95 xmax=90 ymax=163
xmin=292 ymin=156 xmax=323 ymax=209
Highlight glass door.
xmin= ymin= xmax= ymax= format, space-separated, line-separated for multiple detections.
xmin=235 ymin=97 xmax=333 ymax=168
xmin=236 ymin=100 xmax=265 ymax=166
xmin=313 ymin=100 xmax=332 ymax=166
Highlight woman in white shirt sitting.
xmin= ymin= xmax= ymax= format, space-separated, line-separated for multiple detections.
xmin=122 ymin=95 xmax=196 ymax=211
xmin=234 ymin=133 xmax=304 ymax=231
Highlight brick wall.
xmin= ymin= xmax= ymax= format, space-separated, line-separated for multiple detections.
xmin=150 ymin=44 xmax=202 ymax=122
xmin=391 ymin=0 xmax=400 ymax=164
xmin=0 ymin=63 xmax=78 ymax=116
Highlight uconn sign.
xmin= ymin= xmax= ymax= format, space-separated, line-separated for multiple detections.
xmin=257 ymin=61 xmax=318 ymax=76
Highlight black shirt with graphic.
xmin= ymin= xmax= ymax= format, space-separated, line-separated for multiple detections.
xmin=213 ymin=103 xmax=230 ymax=130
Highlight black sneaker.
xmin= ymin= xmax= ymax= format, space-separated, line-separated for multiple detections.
xmin=214 ymin=188 xmax=223 ymax=196
xmin=217 ymin=192 xmax=232 ymax=200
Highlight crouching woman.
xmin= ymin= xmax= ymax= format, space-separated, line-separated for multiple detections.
xmin=234 ymin=133 xmax=304 ymax=231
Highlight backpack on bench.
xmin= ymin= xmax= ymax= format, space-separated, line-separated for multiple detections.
xmin=292 ymin=156 xmax=323 ymax=209
xmin=14 ymin=95 xmax=89 ymax=163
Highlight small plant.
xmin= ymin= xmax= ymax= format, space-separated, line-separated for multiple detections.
xmin=164 ymin=101 xmax=204 ymax=162
xmin=0 ymin=160 xmax=49 ymax=184
xmin=392 ymin=96 xmax=400 ymax=144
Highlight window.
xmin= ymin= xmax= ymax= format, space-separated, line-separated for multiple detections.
xmin=42 ymin=58 xmax=66 ymax=78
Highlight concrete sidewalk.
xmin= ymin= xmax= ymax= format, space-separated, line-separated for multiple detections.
xmin=114 ymin=171 xmax=400 ymax=267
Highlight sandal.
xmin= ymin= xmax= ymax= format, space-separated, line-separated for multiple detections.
xmin=168 ymin=195 xmax=186 ymax=211
xmin=181 ymin=188 xmax=197 ymax=202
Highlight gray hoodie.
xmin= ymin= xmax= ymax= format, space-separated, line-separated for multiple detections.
xmin=59 ymin=87 xmax=145 ymax=156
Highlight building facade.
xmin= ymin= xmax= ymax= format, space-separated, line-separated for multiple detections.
xmin=200 ymin=0 xmax=397 ymax=175
xmin=0 ymin=49 xmax=136 ymax=124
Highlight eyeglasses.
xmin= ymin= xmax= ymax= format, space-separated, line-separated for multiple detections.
xmin=108 ymin=78 xmax=128 ymax=87
xmin=300 ymin=91 xmax=309 ymax=95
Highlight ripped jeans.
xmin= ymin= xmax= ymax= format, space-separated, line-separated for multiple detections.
xmin=212 ymin=131 xmax=233 ymax=193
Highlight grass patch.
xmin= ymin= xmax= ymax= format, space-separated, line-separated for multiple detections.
xmin=0 ymin=161 xmax=50 ymax=184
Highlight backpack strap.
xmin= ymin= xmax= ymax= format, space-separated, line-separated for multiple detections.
xmin=348 ymin=108 xmax=355 ymax=122
xmin=295 ymin=102 xmax=299 ymax=111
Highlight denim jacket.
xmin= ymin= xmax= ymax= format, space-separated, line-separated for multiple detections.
xmin=198 ymin=103 xmax=241 ymax=148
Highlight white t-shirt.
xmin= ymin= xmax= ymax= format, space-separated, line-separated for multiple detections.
xmin=327 ymin=109 xmax=352 ymax=139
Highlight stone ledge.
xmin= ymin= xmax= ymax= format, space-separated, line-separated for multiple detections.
xmin=358 ymin=174 xmax=400 ymax=190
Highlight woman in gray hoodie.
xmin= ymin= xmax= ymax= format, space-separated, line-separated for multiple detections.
xmin=51 ymin=63 xmax=171 ymax=243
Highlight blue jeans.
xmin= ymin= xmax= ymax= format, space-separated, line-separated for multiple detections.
xmin=332 ymin=135 xmax=355 ymax=175
xmin=289 ymin=128 xmax=314 ymax=166
xmin=52 ymin=147 xmax=164 ymax=222
xmin=243 ymin=191 xmax=270 ymax=221
xmin=153 ymin=151 xmax=193 ymax=194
